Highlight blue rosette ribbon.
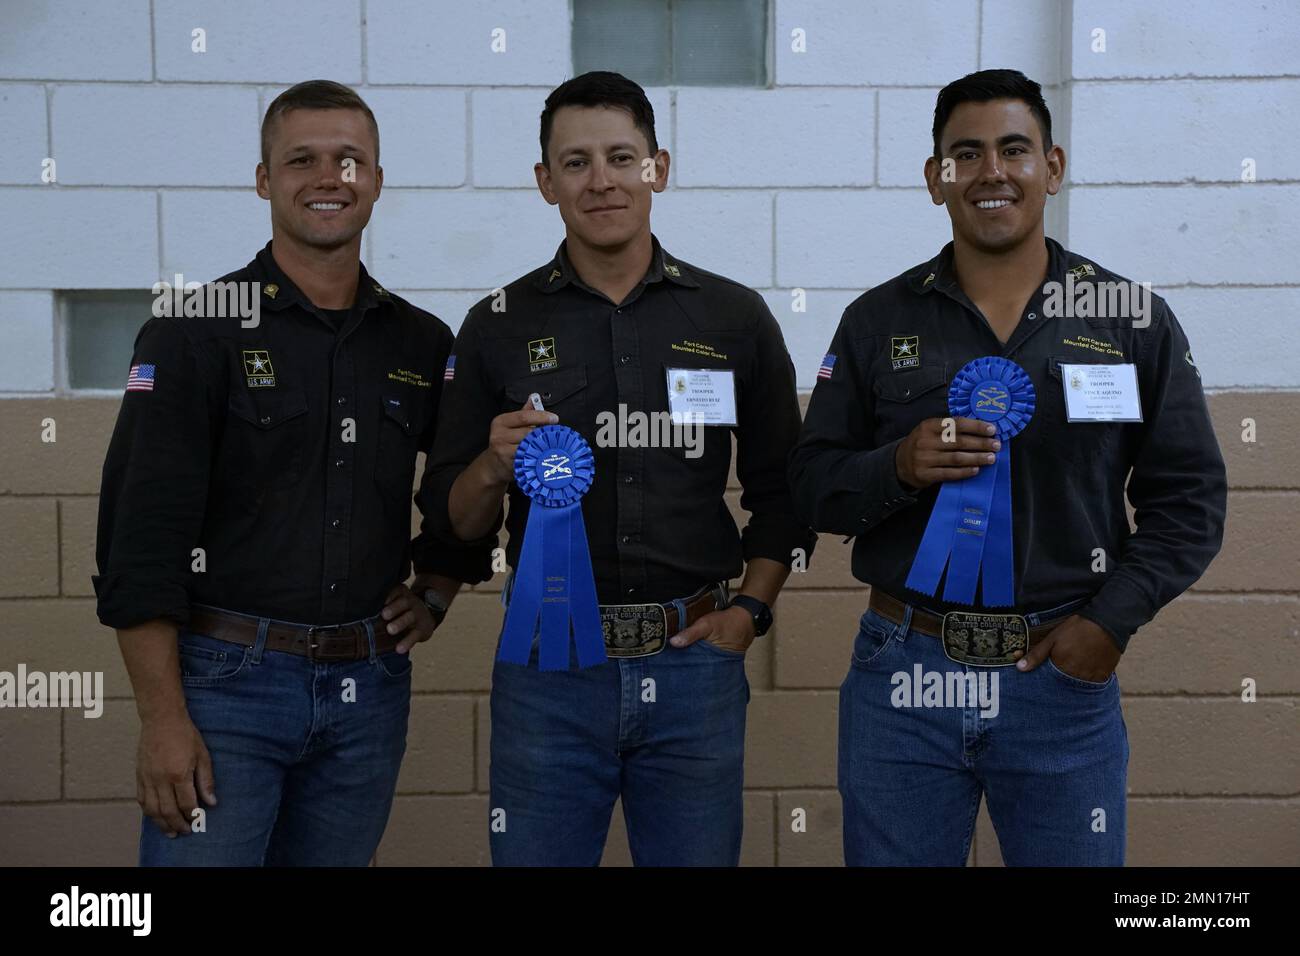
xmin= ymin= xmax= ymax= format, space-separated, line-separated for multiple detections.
xmin=498 ymin=425 xmax=606 ymax=670
xmin=904 ymin=356 xmax=1036 ymax=606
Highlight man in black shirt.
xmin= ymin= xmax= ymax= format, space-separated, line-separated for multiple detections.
xmin=95 ymin=81 xmax=478 ymax=866
xmin=789 ymin=70 xmax=1226 ymax=865
xmin=424 ymin=72 xmax=814 ymax=866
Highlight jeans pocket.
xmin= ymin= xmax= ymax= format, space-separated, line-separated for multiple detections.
xmin=850 ymin=610 xmax=897 ymax=669
xmin=178 ymin=633 xmax=251 ymax=686
xmin=1045 ymin=656 xmax=1115 ymax=691
xmin=694 ymin=637 xmax=747 ymax=659
xmin=375 ymin=650 xmax=414 ymax=680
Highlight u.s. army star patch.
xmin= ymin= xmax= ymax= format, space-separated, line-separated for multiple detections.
xmin=243 ymin=350 xmax=276 ymax=387
xmin=891 ymin=336 xmax=920 ymax=370
xmin=528 ymin=337 xmax=557 ymax=373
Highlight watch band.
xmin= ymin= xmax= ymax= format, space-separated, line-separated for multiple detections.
xmin=728 ymin=594 xmax=772 ymax=637
xmin=422 ymin=589 xmax=449 ymax=626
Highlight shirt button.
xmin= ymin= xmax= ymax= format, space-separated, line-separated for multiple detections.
xmin=335 ymin=458 xmax=345 ymax=468
xmin=619 ymin=354 xmax=631 ymax=365
xmin=331 ymin=518 xmax=341 ymax=528
xmin=1027 ymin=311 xmax=1037 ymax=321
xmin=623 ymin=475 xmax=634 ymax=483
xmin=626 ymin=587 xmax=636 ymax=596
xmin=329 ymin=583 xmax=338 ymax=594
xmin=622 ymin=535 xmax=631 ymax=544
xmin=260 ymin=415 xmax=272 ymax=425
xmin=336 ymin=396 xmax=347 ymax=405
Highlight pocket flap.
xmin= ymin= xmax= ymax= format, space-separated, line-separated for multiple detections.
xmin=227 ymin=390 xmax=308 ymax=429
xmin=381 ymin=393 xmax=415 ymax=434
xmin=874 ymin=364 xmax=948 ymax=403
xmin=504 ymin=365 xmax=588 ymax=406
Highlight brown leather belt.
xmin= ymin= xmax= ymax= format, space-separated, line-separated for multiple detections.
xmin=869 ymin=588 xmax=1062 ymax=658
xmin=188 ymin=605 xmax=397 ymax=661
xmin=873 ymin=587 xmax=1076 ymax=671
xmin=600 ymin=583 xmax=728 ymax=658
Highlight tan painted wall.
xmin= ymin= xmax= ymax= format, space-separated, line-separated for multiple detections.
xmin=0 ymin=393 xmax=1296 ymax=865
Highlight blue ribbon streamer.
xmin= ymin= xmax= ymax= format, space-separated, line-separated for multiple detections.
xmin=498 ymin=425 xmax=606 ymax=670
xmin=904 ymin=357 xmax=1036 ymax=607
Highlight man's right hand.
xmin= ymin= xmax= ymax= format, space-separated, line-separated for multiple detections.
xmin=136 ymin=713 xmax=216 ymax=838
xmin=484 ymin=401 xmax=559 ymax=484
xmin=895 ymin=416 xmax=1001 ymax=490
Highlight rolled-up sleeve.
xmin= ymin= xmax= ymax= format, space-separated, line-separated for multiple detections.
xmin=1078 ymin=301 xmax=1227 ymax=649
xmin=94 ymin=318 xmax=216 ymax=629
xmin=788 ymin=305 xmax=918 ymax=537
xmin=410 ymin=319 xmax=498 ymax=583
xmin=414 ymin=310 xmax=501 ymax=585
xmin=734 ymin=299 xmax=817 ymax=567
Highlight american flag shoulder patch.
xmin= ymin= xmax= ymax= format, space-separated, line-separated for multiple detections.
xmin=126 ymin=363 xmax=156 ymax=392
xmin=443 ymin=356 xmax=456 ymax=382
xmin=817 ymin=353 xmax=837 ymax=381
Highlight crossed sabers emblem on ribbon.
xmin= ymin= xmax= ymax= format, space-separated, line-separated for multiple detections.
xmin=541 ymin=454 xmax=573 ymax=481
xmin=975 ymin=386 xmax=1008 ymax=412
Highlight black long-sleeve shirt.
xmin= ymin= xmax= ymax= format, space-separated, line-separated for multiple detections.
xmin=94 ymin=242 xmax=484 ymax=629
xmin=421 ymin=236 xmax=816 ymax=603
xmin=789 ymin=238 xmax=1226 ymax=650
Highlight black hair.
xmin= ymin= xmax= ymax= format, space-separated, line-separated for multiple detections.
xmin=932 ymin=69 xmax=1052 ymax=157
xmin=539 ymin=71 xmax=658 ymax=166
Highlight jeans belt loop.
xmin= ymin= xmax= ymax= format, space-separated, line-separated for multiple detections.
xmin=670 ymin=597 xmax=688 ymax=633
xmin=363 ymin=617 xmax=378 ymax=663
xmin=251 ymin=617 xmax=269 ymax=665
xmin=898 ymin=601 xmax=914 ymax=642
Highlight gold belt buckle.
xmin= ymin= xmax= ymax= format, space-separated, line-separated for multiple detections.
xmin=940 ymin=611 xmax=1028 ymax=667
xmin=600 ymin=603 xmax=667 ymax=658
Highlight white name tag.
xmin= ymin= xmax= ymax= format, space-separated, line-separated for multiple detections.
xmin=665 ymin=367 xmax=737 ymax=426
xmin=1060 ymin=363 xmax=1143 ymax=422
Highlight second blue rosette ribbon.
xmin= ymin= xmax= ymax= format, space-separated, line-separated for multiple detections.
xmin=904 ymin=356 xmax=1036 ymax=606
xmin=498 ymin=424 xmax=606 ymax=670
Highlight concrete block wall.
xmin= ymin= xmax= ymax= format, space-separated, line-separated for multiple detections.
xmin=0 ymin=0 xmax=1296 ymax=865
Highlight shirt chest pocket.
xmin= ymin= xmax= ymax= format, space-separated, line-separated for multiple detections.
xmin=223 ymin=389 xmax=309 ymax=492
xmin=375 ymin=393 xmax=430 ymax=503
xmin=1040 ymin=355 xmax=1125 ymax=462
xmin=873 ymin=364 xmax=949 ymax=443
xmin=503 ymin=365 xmax=589 ymax=427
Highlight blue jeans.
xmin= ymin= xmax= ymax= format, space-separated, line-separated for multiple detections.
xmin=489 ymin=636 xmax=750 ymax=866
xmin=839 ymin=603 xmax=1129 ymax=866
xmin=139 ymin=613 xmax=411 ymax=866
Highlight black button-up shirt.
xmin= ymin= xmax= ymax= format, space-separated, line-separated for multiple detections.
xmin=422 ymin=236 xmax=815 ymax=604
xmin=94 ymin=242 xmax=482 ymax=629
xmin=789 ymin=238 xmax=1226 ymax=649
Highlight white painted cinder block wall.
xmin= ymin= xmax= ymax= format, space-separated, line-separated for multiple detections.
xmin=0 ymin=0 xmax=1295 ymax=394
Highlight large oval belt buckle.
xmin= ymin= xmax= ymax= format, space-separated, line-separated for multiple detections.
xmin=600 ymin=604 xmax=668 ymax=658
xmin=941 ymin=611 xmax=1028 ymax=667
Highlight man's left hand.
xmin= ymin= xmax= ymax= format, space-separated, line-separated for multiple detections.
xmin=381 ymin=585 xmax=438 ymax=655
xmin=1015 ymin=614 xmax=1121 ymax=683
xmin=668 ymin=606 xmax=756 ymax=655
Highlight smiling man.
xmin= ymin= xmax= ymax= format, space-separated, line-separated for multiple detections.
xmin=789 ymin=70 xmax=1226 ymax=866
xmin=424 ymin=71 xmax=813 ymax=866
xmin=95 ymin=80 xmax=480 ymax=865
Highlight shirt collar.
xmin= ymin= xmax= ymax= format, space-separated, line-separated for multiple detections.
xmin=908 ymin=236 xmax=1068 ymax=295
xmin=533 ymin=234 xmax=700 ymax=295
xmin=251 ymin=241 xmax=391 ymax=314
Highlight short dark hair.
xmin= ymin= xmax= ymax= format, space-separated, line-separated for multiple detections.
xmin=539 ymin=71 xmax=658 ymax=166
xmin=261 ymin=79 xmax=380 ymax=167
xmin=932 ymin=69 xmax=1052 ymax=158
